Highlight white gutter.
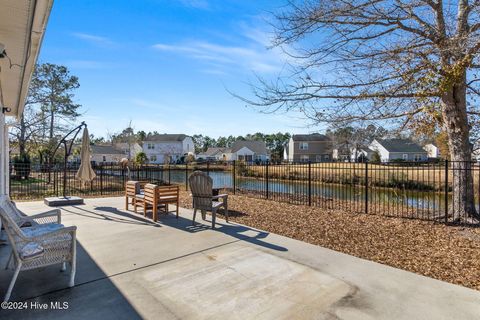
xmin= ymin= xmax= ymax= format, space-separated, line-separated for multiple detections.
xmin=0 ymin=0 xmax=54 ymax=196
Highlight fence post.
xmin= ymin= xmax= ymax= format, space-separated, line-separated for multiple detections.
xmin=185 ymin=162 xmax=188 ymax=191
xmin=233 ymin=160 xmax=236 ymax=194
xmin=365 ymin=162 xmax=368 ymax=214
xmin=445 ymin=160 xmax=449 ymax=223
xmin=54 ymin=165 xmax=58 ymax=196
xmin=308 ymin=161 xmax=312 ymax=206
xmin=100 ymin=164 xmax=103 ymax=196
xmin=122 ymin=165 xmax=125 ymax=189
xmin=266 ymin=161 xmax=269 ymax=199
xmin=167 ymin=165 xmax=170 ymax=185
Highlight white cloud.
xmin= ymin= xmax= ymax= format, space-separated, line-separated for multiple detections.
xmin=71 ymin=32 xmax=115 ymax=46
xmin=152 ymin=40 xmax=285 ymax=74
xmin=199 ymin=68 xmax=228 ymax=76
xmin=238 ymin=22 xmax=274 ymax=47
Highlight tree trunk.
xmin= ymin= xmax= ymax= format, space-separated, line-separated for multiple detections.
xmin=441 ymin=76 xmax=479 ymax=221
xmin=49 ymin=107 xmax=55 ymax=140
xmin=18 ymin=114 xmax=27 ymax=158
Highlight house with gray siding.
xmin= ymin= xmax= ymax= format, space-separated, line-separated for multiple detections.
xmin=219 ymin=141 xmax=269 ymax=162
xmin=284 ymin=134 xmax=333 ymax=162
xmin=142 ymin=134 xmax=194 ymax=164
xmin=369 ymin=139 xmax=428 ymax=162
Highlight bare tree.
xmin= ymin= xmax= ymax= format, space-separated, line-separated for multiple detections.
xmin=239 ymin=0 xmax=480 ymax=220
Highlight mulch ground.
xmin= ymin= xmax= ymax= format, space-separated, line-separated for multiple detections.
xmin=179 ymin=191 xmax=480 ymax=291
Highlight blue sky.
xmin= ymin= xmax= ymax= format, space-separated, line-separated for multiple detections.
xmin=38 ymin=0 xmax=319 ymax=139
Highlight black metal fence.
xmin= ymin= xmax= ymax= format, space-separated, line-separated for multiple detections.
xmin=9 ymin=160 xmax=480 ymax=225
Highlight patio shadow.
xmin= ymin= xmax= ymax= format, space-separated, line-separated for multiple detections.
xmin=60 ymin=205 xmax=161 ymax=227
xmin=153 ymin=208 xmax=288 ymax=252
xmin=0 ymin=241 xmax=143 ymax=319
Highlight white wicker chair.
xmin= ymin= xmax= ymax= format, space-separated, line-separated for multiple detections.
xmin=1 ymin=197 xmax=61 ymax=228
xmin=188 ymin=171 xmax=228 ymax=229
xmin=0 ymin=204 xmax=76 ymax=302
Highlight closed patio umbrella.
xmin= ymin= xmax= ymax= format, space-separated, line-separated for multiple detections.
xmin=76 ymin=127 xmax=96 ymax=183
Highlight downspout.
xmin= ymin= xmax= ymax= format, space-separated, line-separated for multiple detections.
xmin=0 ymin=108 xmax=9 ymax=197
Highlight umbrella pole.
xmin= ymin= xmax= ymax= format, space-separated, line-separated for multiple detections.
xmin=63 ymin=141 xmax=68 ymax=198
xmin=50 ymin=122 xmax=87 ymax=199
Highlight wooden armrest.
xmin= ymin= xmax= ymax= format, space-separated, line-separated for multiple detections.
xmin=212 ymin=194 xmax=228 ymax=200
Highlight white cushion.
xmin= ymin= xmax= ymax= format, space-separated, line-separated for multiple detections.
xmin=22 ymin=223 xmax=64 ymax=237
xmin=20 ymin=242 xmax=44 ymax=260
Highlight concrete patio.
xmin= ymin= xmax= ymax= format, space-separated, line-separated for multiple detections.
xmin=0 ymin=197 xmax=479 ymax=319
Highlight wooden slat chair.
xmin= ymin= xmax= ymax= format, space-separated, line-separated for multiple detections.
xmin=0 ymin=200 xmax=76 ymax=302
xmin=125 ymin=181 xmax=150 ymax=211
xmin=133 ymin=183 xmax=158 ymax=218
xmin=134 ymin=184 xmax=179 ymax=221
xmin=156 ymin=185 xmax=180 ymax=221
xmin=125 ymin=181 xmax=140 ymax=210
xmin=133 ymin=183 xmax=162 ymax=221
xmin=188 ymin=171 xmax=228 ymax=229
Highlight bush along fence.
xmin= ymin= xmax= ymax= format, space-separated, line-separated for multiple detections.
xmin=9 ymin=160 xmax=480 ymax=225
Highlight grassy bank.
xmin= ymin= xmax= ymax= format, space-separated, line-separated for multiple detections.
xmin=238 ymin=162 xmax=475 ymax=192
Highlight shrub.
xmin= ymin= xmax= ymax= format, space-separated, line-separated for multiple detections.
xmin=13 ymin=154 xmax=31 ymax=179
xmin=135 ymin=152 xmax=148 ymax=165
xmin=185 ymin=154 xmax=195 ymax=163
xmin=371 ymin=151 xmax=381 ymax=163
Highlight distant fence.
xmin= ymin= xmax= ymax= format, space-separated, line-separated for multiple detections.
xmin=9 ymin=160 xmax=480 ymax=225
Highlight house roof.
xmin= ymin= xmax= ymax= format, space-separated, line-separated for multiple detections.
xmin=202 ymin=147 xmax=226 ymax=156
xmin=1 ymin=0 xmax=53 ymax=118
xmin=424 ymin=143 xmax=437 ymax=147
xmin=292 ymin=133 xmax=331 ymax=142
xmin=145 ymin=134 xmax=189 ymax=142
xmin=231 ymin=140 xmax=267 ymax=154
xmin=91 ymin=145 xmax=124 ymax=155
xmin=375 ymin=139 xmax=426 ymax=153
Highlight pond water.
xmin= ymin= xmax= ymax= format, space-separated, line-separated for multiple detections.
xmin=135 ymin=169 xmax=460 ymax=212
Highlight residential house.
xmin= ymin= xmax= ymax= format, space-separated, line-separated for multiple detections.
xmin=196 ymin=147 xmax=227 ymax=161
xmin=369 ymin=139 xmax=428 ymax=162
xmin=284 ymin=134 xmax=333 ymax=162
xmin=90 ymin=145 xmax=125 ymax=164
xmin=143 ymin=134 xmax=194 ymax=164
xmin=196 ymin=141 xmax=269 ymax=162
xmin=229 ymin=140 xmax=269 ymax=162
xmin=114 ymin=142 xmax=143 ymax=160
xmin=350 ymin=147 xmax=375 ymax=162
xmin=332 ymin=145 xmax=352 ymax=162
xmin=424 ymin=143 xmax=440 ymax=159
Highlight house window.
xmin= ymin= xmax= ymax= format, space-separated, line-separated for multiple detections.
xmin=299 ymin=142 xmax=309 ymax=150
xmin=300 ymin=155 xmax=309 ymax=162
xmin=102 ymin=156 xmax=106 ymax=162
xmin=414 ymin=154 xmax=421 ymax=161
xmin=402 ymin=154 xmax=408 ymax=160
xmin=150 ymin=155 xmax=157 ymax=162
xmin=324 ymin=155 xmax=330 ymax=161
xmin=147 ymin=143 xmax=154 ymax=150
xmin=315 ymin=155 xmax=323 ymax=162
